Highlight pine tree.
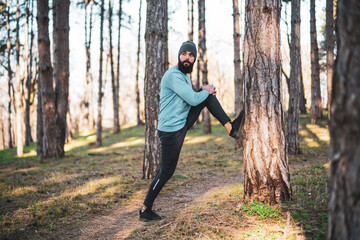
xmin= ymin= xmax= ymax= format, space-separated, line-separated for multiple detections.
xmin=243 ymin=0 xmax=291 ymax=204
xmin=286 ymin=0 xmax=301 ymax=155
xmin=310 ymin=0 xmax=322 ymax=123
xmin=143 ymin=0 xmax=168 ymax=179
xmin=198 ymin=0 xmax=211 ymax=134
xmin=328 ymin=0 xmax=360 ymax=238
xmin=96 ymin=0 xmax=105 ymax=147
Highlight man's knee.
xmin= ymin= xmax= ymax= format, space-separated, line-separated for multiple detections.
xmin=160 ymin=168 xmax=175 ymax=181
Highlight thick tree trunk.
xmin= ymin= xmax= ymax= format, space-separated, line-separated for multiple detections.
xmin=286 ymin=0 xmax=301 ymax=155
xmin=96 ymin=0 xmax=105 ymax=147
xmin=143 ymin=0 xmax=168 ymax=179
xmin=135 ymin=0 xmax=143 ymax=126
xmin=109 ymin=0 xmax=120 ymax=134
xmin=198 ymin=0 xmax=211 ymax=134
xmin=233 ymin=0 xmax=244 ymax=149
xmin=53 ymin=0 xmax=70 ymax=155
xmin=326 ymin=0 xmax=334 ymax=120
xmin=116 ymin=0 xmax=122 ymax=130
xmin=243 ymin=0 xmax=291 ymax=204
xmin=6 ymin=0 xmax=13 ymax=149
xmin=37 ymin=0 xmax=54 ymax=157
xmin=37 ymin=0 xmax=69 ymax=158
xmin=310 ymin=0 xmax=322 ymax=124
xmin=328 ymin=1 xmax=360 ymax=239
xmin=15 ymin=0 xmax=24 ymax=157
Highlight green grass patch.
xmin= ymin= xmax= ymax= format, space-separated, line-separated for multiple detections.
xmin=242 ymin=201 xmax=283 ymax=220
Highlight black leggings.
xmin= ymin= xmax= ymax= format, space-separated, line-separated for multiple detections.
xmin=143 ymin=94 xmax=230 ymax=208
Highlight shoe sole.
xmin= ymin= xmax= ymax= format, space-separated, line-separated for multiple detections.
xmin=234 ymin=117 xmax=244 ymax=139
xmin=139 ymin=217 xmax=161 ymax=222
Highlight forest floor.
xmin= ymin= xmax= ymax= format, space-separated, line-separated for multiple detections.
xmin=0 ymin=113 xmax=330 ymax=240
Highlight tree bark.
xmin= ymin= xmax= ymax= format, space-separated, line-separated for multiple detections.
xmin=233 ymin=0 xmax=244 ymax=149
xmin=109 ymin=0 xmax=120 ymax=134
xmin=326 ymin=0 xmax=334 ymax=120
xmin=286 ymin=0 xmax=301 ymax=155
xmin=135 ymin=0 xmax=143 ymax=126
xmin=310 ymin=0 xmax=322 ymax=124
xmin=243 ymin=0 xmax=291 ymax=205
xmin=96 ymin=0 xmax=105 ymax=147
xmin=15 ymin=0 xmax=24 ymax=157
xmin=198 ymin=0 xmax=211 ymax=134
xmin=6 ymin=0 xmax=13 ymax=149
xmin=143 ymin=0 xmax=168 ymax=179
xmin=328 ymin=1 xmax=360 ymax=239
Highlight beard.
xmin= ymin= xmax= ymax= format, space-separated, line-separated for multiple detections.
xmin=178 ymin=58 xmax=194 ymax=74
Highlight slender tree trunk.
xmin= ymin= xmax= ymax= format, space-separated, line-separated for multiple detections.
xmin=116 ymin=0 xmax=122 ymax=132
xmin=1 ymin=118 xmax=5 ymax=149
xmin=84 ymin=0 xmax=91 ymax=129
xmin=108 ymin=0 xmax=119 ymax=134
xmin=6 ymin=0 xmax=13 ymax=149
xmin=283 ymin=2 xmax=306 ymax=114
xmin=187 ymin=0 xmax=195 ymax=86
xmin=135 ymin=0 xmax=143 ymax=126
xmin=15 ymin=0 xmax=24 ymax=157
xmin=198 ymin=0 xmax=211 ymax=134
xmin=243 ymin=0 xmax=291 ymax=204
xmin=233 ymin=0 xmax=243 ymax=117
xmin=233 ymin=0 xmax=244 ymax=149
xmin=326 ymin=0 xmax=334 ymax=120
xmin=25 ymin=0 xmax=34 ymax=146
xmin=286 ymin=0 xmax=301 ymax=155
xmin=310 ymin=0 xmax=322 ymax=124
xmin=89 ymin=1 xmax=94 ymax=129
xmin=299 ymin=71 xmax=306 ymax=113
xmin=143 ymin=0 xmax=168 ymax=179
xmin=187 ymin=0 xmax=194 ymax=42
xmin=328 ymin=1 xmax=360 ymax=238
xmin=36 ymin=64 xmax=43 ymax=156
xmin=96 ymin=0 xmax=105 ymax=147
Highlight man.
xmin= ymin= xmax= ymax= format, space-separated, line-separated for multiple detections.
xmin=139 ymin=41 xmax=245 ymax=221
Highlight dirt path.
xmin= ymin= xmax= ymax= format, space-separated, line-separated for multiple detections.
xmin=47 ymin=171 xmax=243 ymax=240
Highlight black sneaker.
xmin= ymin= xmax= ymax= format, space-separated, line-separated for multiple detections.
xmin=229 ymin=110 xmax=245 ymax=139
xmin=139 ymin=208 xmax=162 ymax=222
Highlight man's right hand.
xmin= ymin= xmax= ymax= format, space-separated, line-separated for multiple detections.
xmin=201 ymin=84 xmax=217 ymax=95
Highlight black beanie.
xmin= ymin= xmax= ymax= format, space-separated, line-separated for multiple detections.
xmin=178 ymin=41 xmax=197 ymax=60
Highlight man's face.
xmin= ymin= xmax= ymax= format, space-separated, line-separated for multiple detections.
xmin=178 ymin=51 xmax=195 ymax=74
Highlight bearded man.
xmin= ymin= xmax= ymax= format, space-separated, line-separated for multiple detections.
xmin=139 ymin=41 xmax=244 ymax=221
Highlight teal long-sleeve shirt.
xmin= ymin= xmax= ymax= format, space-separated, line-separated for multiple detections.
xmin=157 ymin=66 xmax=209 ymax=132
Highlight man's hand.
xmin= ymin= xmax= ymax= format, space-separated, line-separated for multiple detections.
xmin=201 ymin=84 xmax=217 ymax=95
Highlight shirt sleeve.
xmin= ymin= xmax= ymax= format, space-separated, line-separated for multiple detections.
xmin=167 ymin=73 xmax=209 ymax=106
